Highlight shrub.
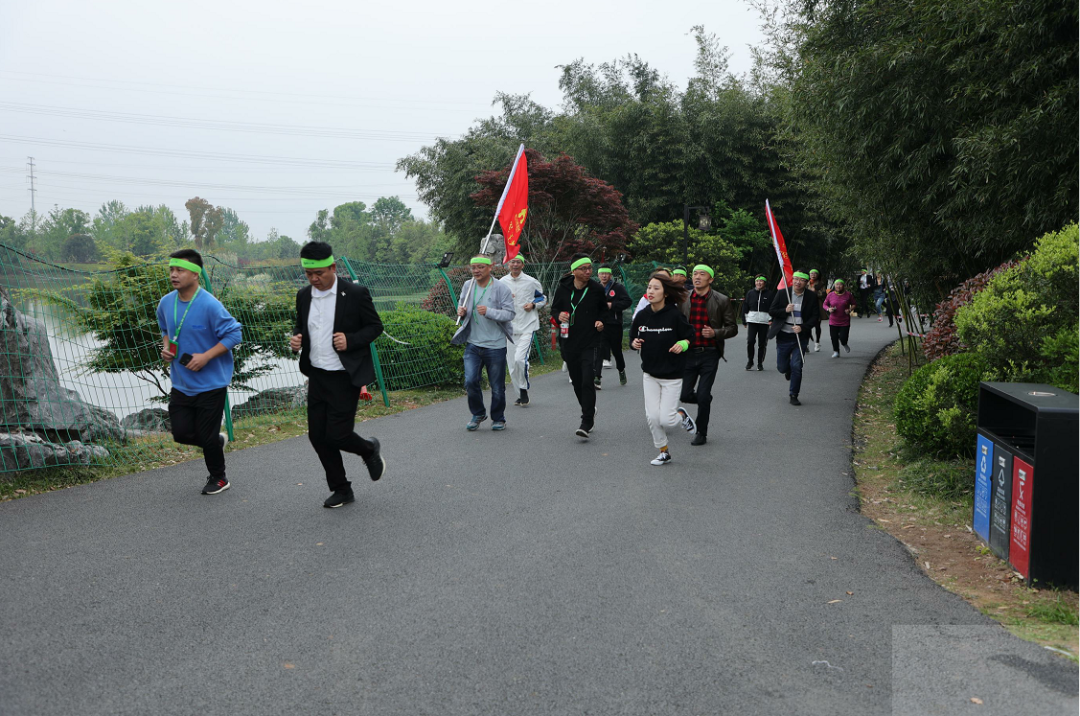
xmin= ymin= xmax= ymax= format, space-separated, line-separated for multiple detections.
xmin=955 ymin=224 xmax=1079 ymax=393
xmin=922 ymin=257 xmax=1023 ymax=361
xmin=372 ymin=308 xmax=463 ymax=391
xmin=894 ymin=353 xmax=989 ymax=458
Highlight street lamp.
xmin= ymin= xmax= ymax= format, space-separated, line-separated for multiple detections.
xmin=682 ymin=204 xmax=711 ymax=265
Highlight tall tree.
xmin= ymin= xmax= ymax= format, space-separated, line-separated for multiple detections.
xmin=185 ymin=197 xmax=224 ymax=250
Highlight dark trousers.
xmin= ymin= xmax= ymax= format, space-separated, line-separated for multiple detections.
xmin=563 ymin=345 xmax=597 ymax=427
xmin=812 ymin=321 xmax=822 ymax=344
xmin=680 ymin=349 xmax=720 ymax=436
xmin=307 ymin=368 xmax=375 ymax=493
xmin=594 ymin=324 xmax=626 ymax=375
xmin=169 ymin=387 xmax=227 ymax=479
xmin=829 ymin=324 xmax=851 ymax=352
xmin=775 ymin=332 xmax=807 ymax=397
xmin=858 ymin=288 xmax=872 ymax=317
xmin=746 ymin=323 xmax=769 ymax=365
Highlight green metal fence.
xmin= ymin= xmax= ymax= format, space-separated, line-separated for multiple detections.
xmin=0 ymin=244 xmax=664 ymax=474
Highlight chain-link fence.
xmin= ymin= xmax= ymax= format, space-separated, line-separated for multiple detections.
xmin=0 ymin=244 xmax=675 ymax=474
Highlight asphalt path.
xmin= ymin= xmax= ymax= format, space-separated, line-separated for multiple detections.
xmin=2 ymin=320 xmax=1076 ymax=715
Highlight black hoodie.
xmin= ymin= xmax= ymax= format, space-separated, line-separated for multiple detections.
xmin=630 ymin=302 xmax=696 ymax=379
xmin=550 ymin=275 xmax=609 ymax=351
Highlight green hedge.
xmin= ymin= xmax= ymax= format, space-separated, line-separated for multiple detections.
xmin=955 ymin=223 xmax=1079 ymax=393
xmin=894 ymin=353 xmax=989 ymax=458
xmin=372 ymin=308 xmax=463 ymax=392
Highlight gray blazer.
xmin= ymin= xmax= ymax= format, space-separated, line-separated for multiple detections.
xmin=451 ymin=278 xmax=516 ymax=345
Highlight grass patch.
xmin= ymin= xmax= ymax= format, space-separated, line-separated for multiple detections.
xmin=853 ymin=341 xmax=1078 ymax=661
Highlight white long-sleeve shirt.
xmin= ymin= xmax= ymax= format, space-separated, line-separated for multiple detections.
xmin=499 ymin=271 xmax=546 ymax=335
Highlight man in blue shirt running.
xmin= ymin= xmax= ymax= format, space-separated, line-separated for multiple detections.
xmin=157 ymin=249 xmax=243 ymax=495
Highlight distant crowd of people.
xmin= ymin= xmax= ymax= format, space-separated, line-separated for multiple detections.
xmin=157 ymin=243 xmax=899 ymax=507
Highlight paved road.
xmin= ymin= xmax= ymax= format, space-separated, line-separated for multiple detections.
xmin=2 ymin=321 xmax=1075 ymax=715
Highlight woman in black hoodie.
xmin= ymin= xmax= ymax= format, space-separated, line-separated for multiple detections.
xmin=630 ymin=272 xmax=695 ymax=466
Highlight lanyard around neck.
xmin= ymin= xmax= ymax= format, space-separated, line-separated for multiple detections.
xmin=172 ymin=287 xmax=201 ymax=342
xmin=569 ymin=286 xmax=589 ymax=325
xmin=472 ymin=279 xmax=491 ymax=317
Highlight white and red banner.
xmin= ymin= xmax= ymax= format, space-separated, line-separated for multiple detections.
xmin=765 ymin=199 xmax=793 ymax=291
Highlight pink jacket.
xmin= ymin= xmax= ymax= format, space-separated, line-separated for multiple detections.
xmin=823 ymin=290 xmax=857 ymax=326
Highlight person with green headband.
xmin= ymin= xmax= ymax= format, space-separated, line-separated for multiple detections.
xmin=630 ymin=271 xmax=695 ymax=465
xmin=677 ymin=263 xmax=738 ymax=446
xmin=808 ymin=269 xmax=825 ymax=352
xmin=822 ymin=277 xmax=857 ymax=357
xmin=550 ymin=253 xmax=609 ymax=439
xmin=766 ymin=269 xmax=821 ymax=406
xmin=499 ymin=255 xmax=546 ymax=407
xmin=291 ymin=241 xmax=386 ymax=508
xmin=452 ymin=255 xmax=516 ymax=431
xmin=742 ymin=275 xmax=774 ymax=371
xmin=156 ymin=249 xmax=243 ymax=496
xmin=593 ymin=265 xmax=632 ymax=388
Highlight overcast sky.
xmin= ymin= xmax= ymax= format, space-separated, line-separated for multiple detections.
xmin=0 ymin=0 xmax=764 ymax=242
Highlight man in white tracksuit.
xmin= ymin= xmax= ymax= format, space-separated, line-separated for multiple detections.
xmin=499 ymin=256 xmax=546 ymax=406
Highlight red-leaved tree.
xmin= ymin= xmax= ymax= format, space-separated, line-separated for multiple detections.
xmin=470 ymin=149 xmax=637 ymax=262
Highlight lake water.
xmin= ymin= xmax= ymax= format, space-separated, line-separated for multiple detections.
xmin=23 ymin=300 xmax=304 ymax=422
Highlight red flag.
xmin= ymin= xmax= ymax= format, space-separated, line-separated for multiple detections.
xmin=497 ymin=145 xmax=528 ymax=263
xmin=765 ymin=199 xmax=793 ymax=290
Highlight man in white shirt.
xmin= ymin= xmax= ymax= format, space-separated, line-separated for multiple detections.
xmin=499 ymin=256 xmax=545 ymax=406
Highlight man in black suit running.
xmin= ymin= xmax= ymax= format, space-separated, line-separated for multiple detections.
xmin=290 ymin=241 xmax=386 ymax=508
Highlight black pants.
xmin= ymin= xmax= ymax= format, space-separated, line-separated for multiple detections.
xmin=746 ymin=323 xmax=769 ymax=365
xmin=812 ymin=321 xmax=822 ymax=344
xmin=680 ymin=349 xmax=720 ymax=436
xmin=308 ymin=368 xmax=375 ymax=493
xmin=858 ymin=288 xmax=872 ymax=317
xmin=169 ymin=387 xmax=227 ymax=479
xmin=563 ymin=345 xmax=597 ymax=428
xmin=829 ymin=324 xmax=851 ymax=352
xmin=593 ymin=324 xmax=626 ymax=375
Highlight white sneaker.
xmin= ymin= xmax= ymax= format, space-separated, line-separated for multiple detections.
xmin=676 ymin=407 xmax=697 ymax=434
xmin=650 ymin=451 xmax=672 ymax=466
xmin=602 ymin=359 xmax=612 ymax=369
xmin=831 ymin=352 xmax=839 ymax=358
xmin=219 ymin=432 xmax=228 ymax=449
xmin=814 ymin=342 xmax=821 ymax=352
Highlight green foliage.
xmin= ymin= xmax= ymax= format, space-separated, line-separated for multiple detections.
xmin=627 ymin=221 xmax=748 ymax=293
xmin=894 ymin=353 xmax=989 ymax=458
xmin=776 ymin=0 xmax=1078 ymax=297
xmin=895 ymin=453 xmax=974 ymax=500
xmin=373 ymin=308 xmax=463 ymax=391
xmin=62 ymin=234 xmax=98 ymax=263
xmin=955 ymin=224 xmax=1079 ymax=393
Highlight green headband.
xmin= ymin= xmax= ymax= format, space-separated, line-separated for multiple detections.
xmin=571 ymin=257 xmax=593 ymax=270
xmin=470 ymin=256 xmax=492 ymax=265
xmin=598 ymin=267 xmax=612 ymax=274
xmin=755 ymin=276 xmax=766 ymax=282
xmin=301 ymin=256 xmax=335 ymax=269
xmin=168 ymin=258 xmax=202 ymax=274
xmin=810 ymin=269 xmax=819 ymax=275
xmin=793 ymin=271 xmax=810 ymax=280
xmin=509 ymin=257 xmax=525 ymax=264
xmin=834 ymin=279 xmax=845 ymax=285
xmin=692 ymin=264 xmax=714 ymax=278
xmin=672 ymin=269 xmax=687 ymax=276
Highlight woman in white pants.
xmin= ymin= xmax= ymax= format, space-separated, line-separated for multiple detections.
xmin=629 ymin=272 xmax=695 ymax=466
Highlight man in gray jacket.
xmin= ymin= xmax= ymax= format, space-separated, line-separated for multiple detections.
xmin=453 ymin=256 xmax=516 ymax=431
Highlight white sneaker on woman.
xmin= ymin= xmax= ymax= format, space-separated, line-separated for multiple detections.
xmin=650 ymin=452 xmax=672 ymax=466
xmin=814 ymin=341 xmax=821 ymax=352
xmin=831 ymin=351 xmax=839 ymax=358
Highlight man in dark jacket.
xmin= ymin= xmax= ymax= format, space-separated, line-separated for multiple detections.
xmin=678 ymin=264 xmax=738 ymax=446
xmin=767 ymin=270 xmax=821 ymax=406
xmin=593 ymin=265 xmax=632 ymax=388
xmin=550 ymin=254 xmax=609 ymax=438
xmin=742 ymin=275 xmax=773 ymax=371
xmin=290 ymin=241 xmax=386 ymax=508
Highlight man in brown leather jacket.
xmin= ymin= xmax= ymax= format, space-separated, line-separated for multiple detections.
xmin=678 ymin=264 xmax=738 ymax=446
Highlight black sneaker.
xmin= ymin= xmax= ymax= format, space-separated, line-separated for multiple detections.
xmin=757 ymin=363 xmax=764 ymax=371
xmin=785 ymin=370 xmax=791 ymax=381
xmin=619 ymin=370 xmax=627 ymax=386
xmin=691 ymin=433 xmax=707 ymax=446
xmin=575 ymin=423 xmax=592 ymax=439
xmin=519 ymin=389 xmax=530 ymax=406
xmin=789 ymin=395 xmax=802 ymax=406
xmin=746 ymin=361 xmax=754 ymax=371
xmin=364 ymin=437 xmax=385 ymax=482
xmin=323 ymin=489 xmax=355 ymax=508
xmin=202 ymin=476 xmax=230 ymax=495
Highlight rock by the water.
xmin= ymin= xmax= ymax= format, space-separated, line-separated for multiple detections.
xmin=231 ymin=385 xmax=307 ymax=419
xmin=0 ymin=287 xmax=123 ymax=444
xmin=121 ymin=408 xmax=171 ymax=433
xmin=0 ymin=432 xmax=110 ymax=472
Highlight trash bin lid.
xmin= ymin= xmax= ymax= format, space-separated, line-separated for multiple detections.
xmin=981 ymin=382 xmax=1079 ymax=415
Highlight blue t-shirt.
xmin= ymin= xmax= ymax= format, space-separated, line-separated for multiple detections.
xmin=156 ymin=290 xmax=243 ymax=396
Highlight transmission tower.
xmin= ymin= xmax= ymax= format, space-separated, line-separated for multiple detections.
xmin=27 ymin=156 xmax=37 ymax=232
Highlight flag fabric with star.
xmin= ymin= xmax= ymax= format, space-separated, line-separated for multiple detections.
xmin=765 ymin=199 xmax=794 ymax=290
xmin=496 ymin=144 xmax=528 ymax=263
